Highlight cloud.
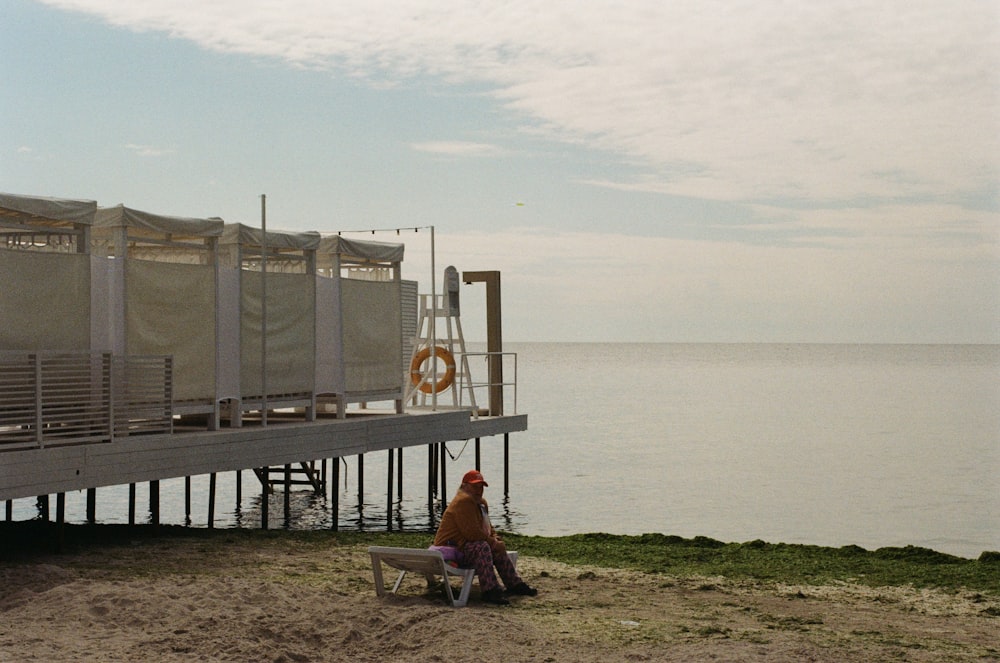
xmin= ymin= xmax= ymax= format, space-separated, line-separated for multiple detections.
xmin=40 ymin=0 xmax=999 ymax=207
xmin=409 ymin=141 xmax=505 ymax=157
xmin=124 ymin=143 xmax=175 ymax=157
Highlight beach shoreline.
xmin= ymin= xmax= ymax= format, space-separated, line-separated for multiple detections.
xmin=0 ymin=526 xmax=997 ymax=662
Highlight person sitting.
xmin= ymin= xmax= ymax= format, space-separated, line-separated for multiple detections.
xmin=432 ymin=469 xmax=538 ymax=605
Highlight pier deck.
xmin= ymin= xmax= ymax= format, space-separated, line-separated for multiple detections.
xmin=0 ymin=409 xmax=527 ymax=503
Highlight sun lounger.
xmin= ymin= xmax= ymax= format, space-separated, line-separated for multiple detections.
xmin=368 ymin=545 xmax=518 ymax=608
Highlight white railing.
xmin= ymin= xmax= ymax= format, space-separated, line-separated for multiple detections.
xmin=458 ymin=352 xmax=518 ymax=416
xmin=0 ymin=352 xmax=173 ymax=450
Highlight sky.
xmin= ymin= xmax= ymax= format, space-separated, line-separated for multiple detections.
xmin=2 ymin=0 xmax=998 ymax=343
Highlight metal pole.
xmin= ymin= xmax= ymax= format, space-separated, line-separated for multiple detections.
xmin=260 ymin=194 xmax=268 ymax=426
xmin=430 ymin=226 xmax=437 ymax=410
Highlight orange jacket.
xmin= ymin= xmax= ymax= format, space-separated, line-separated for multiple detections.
xmin=433 ymin=489 xmax=494 ymax=549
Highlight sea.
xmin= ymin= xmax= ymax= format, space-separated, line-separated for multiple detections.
xmin=11 ymin=343 xmax=999 ymax=560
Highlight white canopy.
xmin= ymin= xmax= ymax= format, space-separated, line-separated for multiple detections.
xmin=95 ymin=204 xmax=224 ymax=238
xmin=319 ymin=235 xmax=404 ymax=263
xmin=222 ymin=223 xmax=320 ymax=250
xmin=0 ymin=192 xmax=96 ymax=225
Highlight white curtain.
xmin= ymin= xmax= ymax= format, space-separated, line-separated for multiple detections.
xmin=126 ymin=259 xmax=215 ymax=401
xmin=0 ymin=248 xmax=90 ymax=351
xmin=341 ymin=279 xmax=402 ymax=393
xmin=241 ymin=271 xmax=315 ymax=396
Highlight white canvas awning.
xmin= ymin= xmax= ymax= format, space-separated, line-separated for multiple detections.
xmin=221 ymin=223 xmax=321 ymax=250
xmin=95 ymin=204 xmax=224 ymax=238
xmin=0 ymin=192 xmax=97 ymax=225
xmin=319 ymin=235 xmax=404 ymax=263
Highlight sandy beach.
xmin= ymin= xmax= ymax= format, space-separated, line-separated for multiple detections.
xmin=0 ymin=530 xmax=997 ymax=662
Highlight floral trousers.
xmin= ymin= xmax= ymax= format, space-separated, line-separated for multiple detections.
xmin=461 ymin=539 xmax=523 ymax=592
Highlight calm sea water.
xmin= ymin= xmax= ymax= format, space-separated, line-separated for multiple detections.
xmin=14 ymin=343 xmax=999 ymax=559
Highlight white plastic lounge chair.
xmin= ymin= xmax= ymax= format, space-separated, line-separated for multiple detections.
xmin=368 ymin=545 xmax=518 ymax=608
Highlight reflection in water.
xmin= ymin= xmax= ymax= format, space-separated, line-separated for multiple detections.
xmin=224 ymin=487 xmax=526 ymax=535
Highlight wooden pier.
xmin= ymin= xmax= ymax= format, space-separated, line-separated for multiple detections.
xmin=0 ymin=191 xmax=526 ymax=533
xmin=1 ymin=408 xmax=526 ymax=529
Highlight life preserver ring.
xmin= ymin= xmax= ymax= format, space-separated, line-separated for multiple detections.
xmin=410 ymin=346 xmax=456 ymax=394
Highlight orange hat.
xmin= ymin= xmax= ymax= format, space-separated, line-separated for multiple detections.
xmin=462 ymin=470 xmax=488 ymax=486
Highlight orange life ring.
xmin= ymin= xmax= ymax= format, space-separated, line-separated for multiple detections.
xmin=410 ymin=346 xmax=456 ymax=394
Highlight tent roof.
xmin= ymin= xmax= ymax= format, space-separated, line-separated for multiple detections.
xmin=221 ymin=223 xmax=321 ymax=251
xmin=0 ymin=192 xmax=97 ymax=225
xmin=319 ymin=235 xmax=404 ymax=263
xmin=94 ymin=204 xmax=225 ymax=238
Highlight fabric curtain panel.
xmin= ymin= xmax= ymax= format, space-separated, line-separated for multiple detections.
xmin=125 ymin=259 xmax=216 ymax=402
xmin=341 ymin=279 xmax=402 ymax=393
xmin=240 ymin=271 xmax=315 ymax=397
xmin=0 ymin=249 xmax=90 ymax=351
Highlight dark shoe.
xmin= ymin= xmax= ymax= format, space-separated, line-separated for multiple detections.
xmin=507 ymin=582 xmax=538 ymax=597
xmin=482 ymin=588 xmax=510 ymax=605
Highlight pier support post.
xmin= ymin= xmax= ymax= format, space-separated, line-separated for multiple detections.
xmin=357 ymin=454 xmax=364 ymax=508
xmin=475 ymin=437 xmax=481 ymax=469
xmin=386 ymin=449 xmax=394 ymax=531
xmin=283 ymin=464 xmax=292 ymax=526
xmin=439 ymin=443 xmax=448 ymax=506
xmin=504 ymin=433 xmax=510 ymax=496
xmin=331 ymin=457 xmax=340 ymax=531
xmin=208 ymin=473 xmax=217 ymax=528
xmin=128 ymin=484 xmax=136 ymax=525
xmin=86 ymin=488 xmax=96 ymax=524
xmin=427 ymin=444 xmax=436 ymax=526
xmin=397 ymin=449 xmax=403 ymax=499
xmin=149 ymin=480 xmax=160 ymax=528
xmin=185 ymin=477 xmax=191 ymax=525
xmin=260 ymin=468 xmax=269 ymax=530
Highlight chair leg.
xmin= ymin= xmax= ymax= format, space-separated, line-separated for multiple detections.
xmin=454 ymin=569 xmax=475 ymax=607
xmin=391 ymin=570 xmax=407 ymax=594
xmin=371 ymin=557 xmax=386 ymax=597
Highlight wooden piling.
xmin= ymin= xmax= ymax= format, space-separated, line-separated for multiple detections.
xmin=386 ymin=449 xmax=394 ymax=531
xmin=86 ymin=488 xmax=96 ymax=524
xmin=208 ymin=473 xmax=217 ymax=528
xmin=331 ymin=457 xmax=340 ymax=531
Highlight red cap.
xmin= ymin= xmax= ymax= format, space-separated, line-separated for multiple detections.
xmin=462 ymin=470 xmax=488 ymax=487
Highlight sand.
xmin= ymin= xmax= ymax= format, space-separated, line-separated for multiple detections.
xmin=0 ymin=533 xmax=997 ymax=662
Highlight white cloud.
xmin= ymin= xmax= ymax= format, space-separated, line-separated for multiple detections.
xmin=409 ymin=141 xmax=505 ymax=157
xmin=40 ymin=0 xmax=999 ymax=205
xmin=124 ymin=143 xmax=174 ymax=157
